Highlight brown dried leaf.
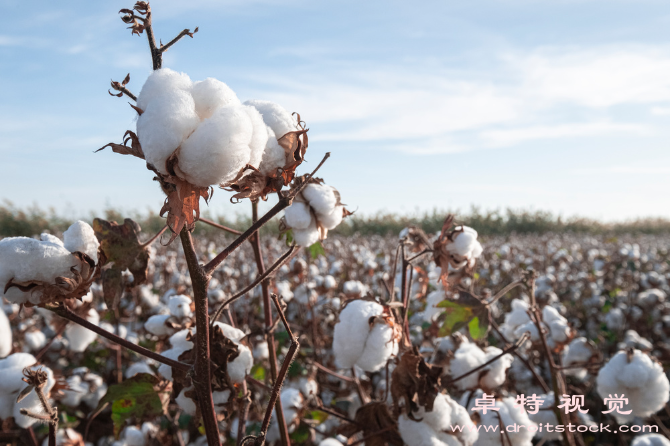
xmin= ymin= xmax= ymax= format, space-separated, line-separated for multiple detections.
xmin=342 ymin=402 xmax=403 ymax=446
xmin=160 ymin=176 xmax=212 ymax=244
xmin=96 ymin=130 xmax=144 ymax=160
xmin=129 ymin=103 xmax=144 ymax=115
xmin=391 ymin=351 xmax=442 ymax=419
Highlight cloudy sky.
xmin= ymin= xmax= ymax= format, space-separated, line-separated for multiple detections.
xmin=1 ymin=0 xmax=669 ymax=221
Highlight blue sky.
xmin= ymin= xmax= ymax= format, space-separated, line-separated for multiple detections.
xmin=1 ymin=0 xmax=669 ymax=221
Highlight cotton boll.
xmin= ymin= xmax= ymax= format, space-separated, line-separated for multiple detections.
xmin=0 ymin=237 xmax=79 ymax=305
xmin=63 ymin=220 xmax=100 ymax=263
xmin=399 ymin=393 xmax=477 ymax=446
xmin=244 ymin=100 xmax=297 ymax=139
xmin=276 ymin=281 xmax=293 ymax=302
xmin=177 ymin=105 xmax=256 ymax=187
xmin=122 ymin=426 xmax=146 ymax=446
xmin=191 ymin=78 xmax=240 ymax=119
xmin=284 ymin=202 xmax=314 ymax=230
xmin=40 ymin=233 xmax=63 ymax=247
xmin=333 ymin=300 xmax=397 ymax=372
xmin=319 ymin=439 xmax=344 ymax=446
xmin=126 ymin=362 xmax=155 ymax=378
xmin=0 ymin=308 xmax=12 ymax=357
xmin=631 ymin=434 xmax=670 ymax=446
xmin=254 ymin=341 xmax=269 ymax=360
xmin=450 ymin=340 xmax=513 ymax=391
xmin=212 ymin=322 xmax=246 ymax=343
xmin=41 ymin=428 xmax=84 ymax=446
xmin=168 ymin=295 xmax=192 ymax=318
xmin=527 ymin=393 xmax=561 ymax=441
xmin=293 ymin=219 xmax=320 ymax=247
xmin=423 ymin=288 xmax=446 ymax=322
xmin=137 ymin=90 xmax=200 ymax=174
xmin=605 ymin=307 xmax=625 ymax=331
xmin=258 ymin=127 xmax=287 ymax=175
xmin=136 ymin=68 xmax=193 ymax=112
xmin=562 ymin=337 xmax=594 ymax=380
xmin=463 ymin=391 xmax=536 ymax=446
xmin=158 ymin=329 xmax=193 ymax=381
xmin=318 ymin=205 xmax=344 ymax=230
xmin=596 ymin=349 xmax=670 ymax=422
xmin=228 ymin=344 xmax=253 ymax=383
xmin=145 ymin=314 xmax=174 ymax=337
xmin=14 ymin=366 xmax=55 ymax=428
xmin=65 ymin=308 xmax=99 ymax=352
xmin=302 ymin=184 xmax=338 ymax=214
xmin=241 ymin=105 xmax=269 ymax=169
xmin=61 ymin=375 xmax=88 ymax=407
xmin=176 ymin=386 xmax=198 ymax=415
xmin=213 ymin=389 xmax=232 ymax=413
xmin=398 ymin=414 xmax=461 ymax=446
xmin=24 ymin=330 xmax=46 ymax=352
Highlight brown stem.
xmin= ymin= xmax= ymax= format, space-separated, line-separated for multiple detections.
xmin=444 ymin=333 xmax=529 ymax=387
xmin=351 ymin=367 xmax=370 ymax=405
xmin=315 ymin=406 xmax=360 ymax=426
xmin=406 ymin=248 xmax=433 ymax=264
xmin=204 ymin=152 xmax=330 ymax=275
xmin=312 ymin=361 xmax=356 ymax=383
xmin=249 ymin=202 xmax=291 ymax=446
xmin=161 ymin=28 xmax=197 ymax=53
xmin=199 ymin=217 xmax=243 ymax=236
xmin=143 ymin=6 xmax=162 ymax=70
xmin=237 ymin=382 xmax=251 ymax=446
xmin=486 ymin=277 xmax=525 ymax=306
xmin=179 ymin=228 xmax=220 ymax=446
xmin=210 ymin=244 xmax=298 ymax=325
xmin=140 ymin=224 xmax=168 ymax=248
xmin=49 ymin=305 xmax=191 ymax=372
xmin=110 ymin=84 xmax=137 ymax=101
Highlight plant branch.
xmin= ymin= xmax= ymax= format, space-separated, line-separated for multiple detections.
xmin=204 ymin=152 xmax=330 ymax=276
xmin=49 ymin=305 xmax=191 ymax=372
xmin=210 ymin=244 xmax=298 ymax=325
xmin=311 ymin=361 xmax=356 ymax=383
xmin=179 ymin=228 xmax=220 ymax=446
xmin=140 ymin=224 xmax=168 ymax=248
xmin=199 ymin=217 xmax=243 ymax=236
xmin=161 ymin=28 xmax=198 ymax=53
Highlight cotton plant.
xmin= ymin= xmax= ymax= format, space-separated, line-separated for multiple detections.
xmin=332 ymin=299 xmax=400 ymax=372
xmin=596 ymin=349 xmax=670 ymax=422
xmin=0 ymin=221 xmax=100 ymax=306
xmin=283 ymin=180 xmax=350 ymax=247
xmin=398 ymin=393 xmax=478 ymax=446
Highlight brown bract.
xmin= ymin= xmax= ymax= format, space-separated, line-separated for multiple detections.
xmin=96 ymin=130 xmax=145 ymax=160
xmin=339 ymin=402 xmax=403 ymax=446
xmin=391 ymin=350 xmax=443 ymax=420
xmin=4 ymin=252 xmax=101 ymax=308
xmin=119 ymin=2 xmax=149 ymax=36
xmin=223 ymin=114 xmax=309 ymax=202
xmin=108 ymin=73 xmax=131 ymax=98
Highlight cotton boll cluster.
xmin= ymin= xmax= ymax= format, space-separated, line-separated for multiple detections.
xmin=136 ymin=69 xmax=268 ymax=187
xmin=462 ymin=391 xmax=537 ymax=446
xmin=145 ymin=294 xmax=193 ymax=337
xmin=398 ymin=393 xmax=478 ymax=446
xmin=0 ymin=353 xmax=54 ymax=428
xmin=596 ymin=349 xmax=670 ymax=422
xmin=61 ymin=367 xmax=107 ymax=408
xmin=332 ymin=299 xmax=399 ymax=372
xmin=284 ymin=182 xmax=347 ymax=246
xmin=450 ymin=339 xmax=513 ymax=391
xmin=0 ymin=220 xmax=98 ymax=305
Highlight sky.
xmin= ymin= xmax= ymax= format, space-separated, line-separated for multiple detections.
xmin=1 ymin=0 xmax=669 ymax=222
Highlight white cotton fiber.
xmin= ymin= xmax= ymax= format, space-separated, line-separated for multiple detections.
xmin=136 ymin=69 xmax=192 ymax=111
xmin=0 ymin=237 xmax=79 ymax=305
xmin=596 ymin=349 xmax=670 ymax=422
xmin=24 ymin=331 xmax=46 ymax=352
xmin=451 ymin=339 xmax=513 ymax=391
xmin=632 ymin=434 xmax=670 ymax=446
xmin=63 ymin=220 xmax=100 ymax=263
xmin=319 ymin=439 xmax=344 ymax=446
xmin=333 ymin=300 xmax=397 ymax=372
xmin=562 ymin=337 xmax=594 ymax=379
xmin=176 ymin=386 xmax=197 ymax=415
xmin=137 ymin=89 xmax=200 ymax=174
xmin=126 ymin=361 xmax=155 ymax=378
xmin=168 ymin=294 xmax=192 ymax=318
xmin=242 ymin=105 xmax=269 ymax=169
xmin=145 ymin=314 xmax=174 ymax=337
xmin=158 ymin=329 xmax=193 ymax=381
xmin=191 ymin=78 xmax=240 ymax=119
xmin=0 ymin=308 xmax=11 ymax=357
xmin=293 ymin=219 xmax=320 ymax=247
xmin=65 ymin=308 xmax=99 ymax=352
xmin=228 ymin=344 xmax=253 ymax=383
xmin=40 ymin=233 xmax=63 ymax=247
xmin=302 ymin=184 xmax=338 ymax=214
xmin=244 ymin=100 xmax=297 ymax=139
xmin=399 ymin=393 xmax=477 ymax=446
xmin=318 ymin=205 xmax=344 ymax=230
xmin=212 ymin=321 xmax=246 ymax=343
xmin=423 ymin=288 xmax=446 ymax=322
xmin=284 ymin=202 xmax=313 ymax=230
xmin=259 ymin=127 xmax=287 ymax=175
xmin=462 ymin=391 xmax=536 ymax=446
xmin=446 ymin=227 xmax=483 ymax=264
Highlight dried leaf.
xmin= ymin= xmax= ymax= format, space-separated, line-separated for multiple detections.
xmin=102 ymin=268 xmax=124 ymax=311
xmin=391 ymin=351 xmax=442 ymax=418
xmin=129 ymin=103 xmax=144 ymax=115
xmin=96 ymin=130 xmax=144 ymax=160
xmin=341 ymin=402 xmax=403 ymax=446
xmin=122 ymin=73 xmax=130 ymax=86
xmin=159 ymin=176 xmax=212 ymax=244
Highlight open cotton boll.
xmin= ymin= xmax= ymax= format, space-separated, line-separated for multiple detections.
xmin=302 ymin=184 xmax=338 ymax=214
xmin=632 ymin=434 xmax=670 ymax=446
xmin=177 ymin=386 xmax=198 ymax=415
xmin=451 ymin=340 xmax=513 ymax=391
xmin=333 ymin=300 xmax=398 ymax=372
xmin=40 ymin=233 xmax=63 ymax=246
xmin=276 ymin=281 xmax=293 ymax=302
xmin=144 ymin=314 xmax=174 ymax=337
xmin=423 ymin=288 xmax=446 ymax=322
xmin=500 ymin=299 xmax=530 ymax=339
xmin=319 ymin=439 xmax=344 ymax=446
xmin=293 ymin=219 xmax=320 ymax=247
xmin=136 ymin=68 xmax=193 ymax=112
xmin=168 ymin=295 xmax=192 ymax=318
xmin=542 ymin=305 xmax=570 ymax=345
xmin=158 ymin=329 xmax=193 ymax=381
xmin=65 ymin=308 xmax=99 ymax=352
xmin=24 ymin=330 xmax=46 ymax=352
xmin=462 ymin=391 xmax=536 ymax=446
xmin=284 ymin=202 xmax=314 ymax=230
xmin=228 ymin=343 xmax=253 ymax=383
xmin=212 ymin=321 xmax=246 ymax=343
xmin=562 ymin=337 xmax=595 ymax=380
xmin=191 ymin=78 xmax=240 ymax=120
xmin=126 ymin=361 xmax=155 ymax=378
xmin=444 ymin=227 xmax=483 ymax=269
xmin=137 ymin=90 xmax=200 ymax=175
xmin=0 ymin=308 xmax=11 ymax=357
xmin=0 ymin=237 xmax=79 ymax=305
xmin=244 ymin=99 xmax=297 ymax=139
xmin=527 ymin=393 xmax=561 ymax=441
xmin=63 ymin=220 xmax=100 ymax=263
xmin=318 ymin=205 xmax=344 ymax=230
xmin=177 ymin=104 xmax=266 ymax=187
xmin=41 ymin=428 xmax=84 ymax=446
xmin=399 ymin=393 xmax=478 ymax=446
xmin=258 ymin=127 xmax=287 ymax=175
xmin=596 ymin=349 xmax=670 ymax=422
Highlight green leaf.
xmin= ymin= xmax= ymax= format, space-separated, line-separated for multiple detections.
xmin=436 ymin=291 xmax=490 ymax=339
xmin=96 ymin=373 xmax=164 ymax=439
xmin=251 ymin=364 xmax=266 ymax=381
xmin=289 ymin=423 xmax=311 ymax=443
xmin=307 ymin=410 xmax=329 ymax=424
xmin=308 ymin=241 xmax=326 ymax=259
xmin=282 ymin=229 xmax=294 ymax=247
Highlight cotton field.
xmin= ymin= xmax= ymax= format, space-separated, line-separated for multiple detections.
xmin=1 ymin=222 xmax=670 ymax=446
